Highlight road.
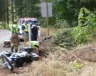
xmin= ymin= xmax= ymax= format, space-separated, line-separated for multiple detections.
xmin=0 ymin=29 xmax=11 ymax=51
xmin=0 ymin=29 xmax=11 ymax=44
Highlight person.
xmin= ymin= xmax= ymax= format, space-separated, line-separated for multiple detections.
xmin=31 ymin=24 xmax=38 ymax=41
xmin=26 ymin=41 xmax=39 ymax=55
xmin=9 ymin=20 xmax=19 ymax=52
xmin=22 ymin=21 xmax=29 ymax=46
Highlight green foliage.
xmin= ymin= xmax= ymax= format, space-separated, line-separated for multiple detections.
xmin=55 ymin=19 xmax=70 ymax=28
xmin=38 ymin=17 xmax=56 ymax=27
xmin=80 ymin=0 xmax=96 ymax=3
xmin=78 ymin=7 xmax=90 ymax=26
xmin=15 ymin=0 xmax=40 ymax=18
xmin=72 ymin=7 xmax=96 ymax=44
xmin=38 ymin=18 xmax=46 ymax=27
xmin=52 ymin=28 xmax=75 ymax=49
xmin=0 ymin=0 xmax=96 ymax=26
xmin=52 ymin=0 xmax=80 ymax=27
xmin=0 ymin=0 xmax=6 ymax=20
xmin=71 ymin=26 xmax=90 ymax=44
xmin=50 ymin=0 xmax=96 ymax=27
xmin=72 ymin=60 xmax=83 ymax=70
xmin=52 ymin=7 xmax=96 ymax=49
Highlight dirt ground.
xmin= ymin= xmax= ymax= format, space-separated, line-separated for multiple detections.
xmin=61 ymin=44 xmax=96 ymax=62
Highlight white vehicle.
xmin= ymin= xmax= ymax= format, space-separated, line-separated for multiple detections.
xmin=18 ymin=25 xmax=23 ymax=41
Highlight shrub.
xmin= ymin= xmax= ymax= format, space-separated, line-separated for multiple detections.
xmin=52 ymin=28 xmax=75 ymax=49
xmin=71 ymin=7 xmax=96 ymax=44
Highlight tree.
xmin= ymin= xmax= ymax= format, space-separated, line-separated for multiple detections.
xmin=49 ymin=0 xmax=96 ymax=27
xmin=0 ymin=0 xmax=6 ymax=21
xmin=15 ymin=0 xmax=40 ymax=18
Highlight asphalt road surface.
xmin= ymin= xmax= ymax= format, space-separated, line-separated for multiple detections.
xmin=0 ymin=29 xmax=11 ymax=51
xmin=0 ymin=29 xmax=11 ymax=44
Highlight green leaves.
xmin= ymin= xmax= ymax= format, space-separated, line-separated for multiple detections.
xmin=0 ymin=0 xmax=6 ymax=20
xmin=52 ymin=28 xmax=75 ymax=49
xmin=72 ymin=7 xmax=96 ymax=44
xmin=72 ymin=26 xmax=90 ymax=44
xmin=72 ymin=60 xmax=83 ymax=70
xmin=15 ymin=0 xmax=40 ymax=18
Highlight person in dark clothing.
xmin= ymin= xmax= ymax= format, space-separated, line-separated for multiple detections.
xmin=31 ymin=24 xmax=38 ymax=41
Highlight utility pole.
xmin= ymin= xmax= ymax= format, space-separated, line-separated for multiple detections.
xmin=41 ymin=2 xmax=52 ymax=36
xmin=46 ymin=2 xmax=49 ymax=36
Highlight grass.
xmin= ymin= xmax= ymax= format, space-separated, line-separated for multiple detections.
xmin=41 ymin=26 xmax=57 ymax=36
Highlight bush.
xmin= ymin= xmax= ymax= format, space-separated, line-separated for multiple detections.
xmin=55 ymin=19 xmax=70 ymax=28
xmin=71 ymin=7 xmax=96 ymax=44
xmin=52 ymin=28 xmax=75 ymax=49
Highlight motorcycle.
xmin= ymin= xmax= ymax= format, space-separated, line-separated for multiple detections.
xmin=0 ymin=47 xmax=40 ymax=71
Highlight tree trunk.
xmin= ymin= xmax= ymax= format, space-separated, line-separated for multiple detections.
xmin=6 ymin=0 xmax=9 ymax=24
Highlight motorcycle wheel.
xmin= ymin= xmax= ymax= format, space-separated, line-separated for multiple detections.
xmin=2 ymin=54 xmax=13 ymax=71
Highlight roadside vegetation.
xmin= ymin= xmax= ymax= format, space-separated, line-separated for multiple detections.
xmin=0 ymin=0 xmax=96 ymax=76
xmin=52 ymin=7 xmax=96 ymax=49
